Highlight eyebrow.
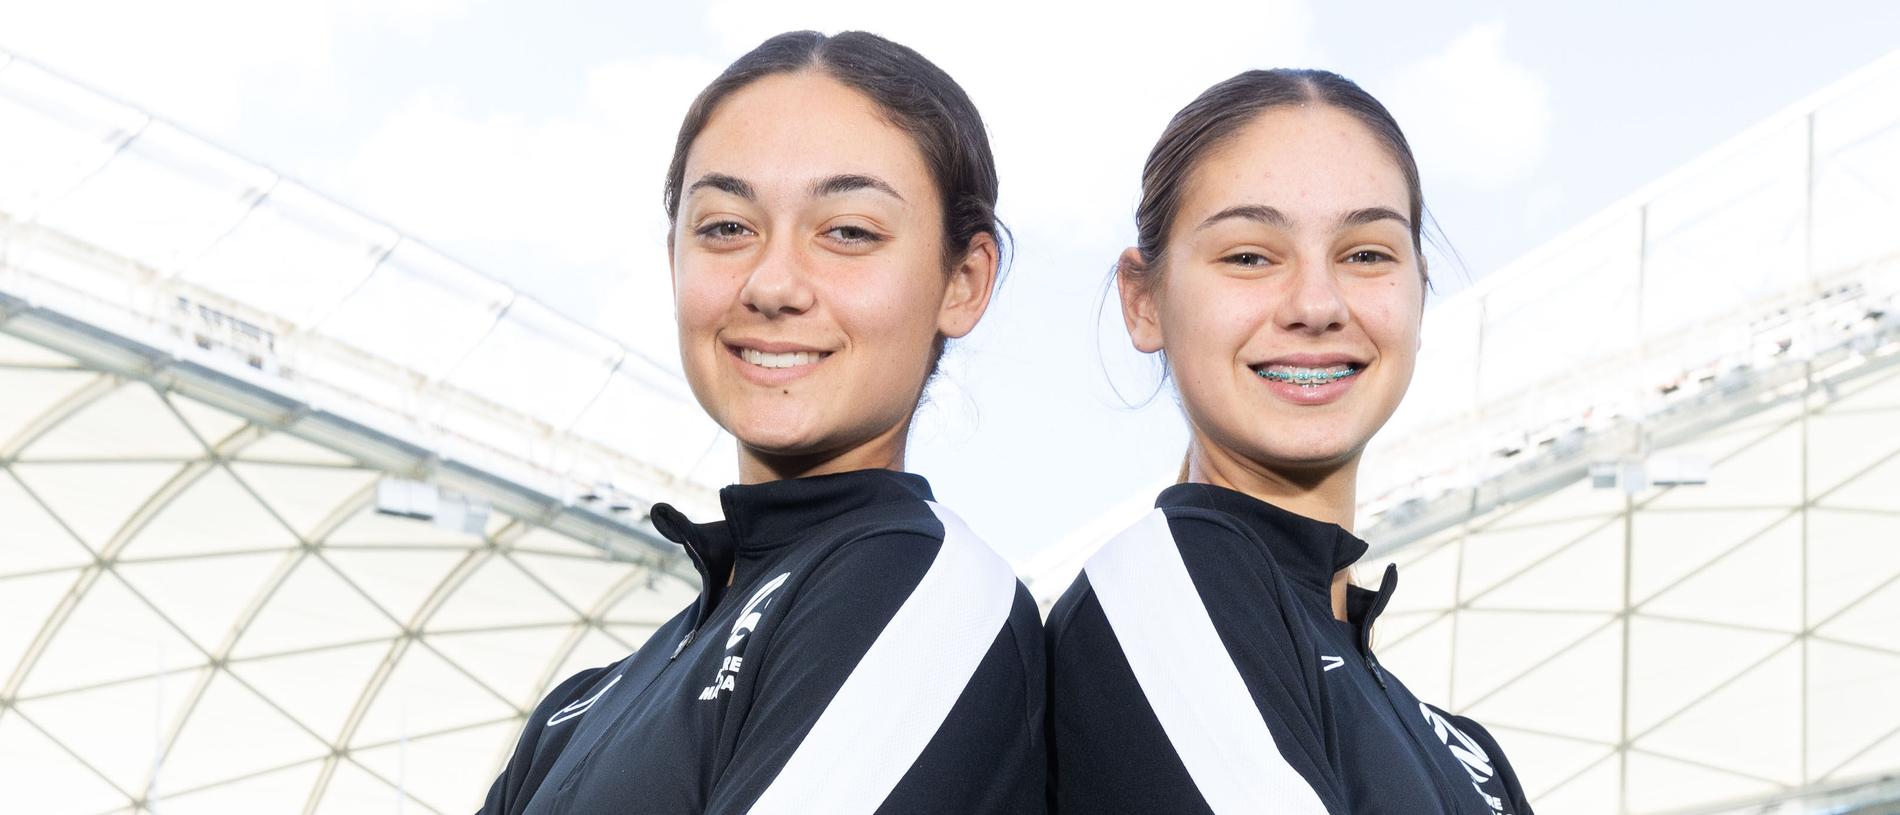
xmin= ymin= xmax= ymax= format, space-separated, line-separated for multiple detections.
xmin=811 ymin=173 xmax=904 ymax=202
xmin=1196 ymin=204 xmax=1412 ymax=232
xmin=1338 ymin=206 xmax=1411 ymax=231
xmin=1197 ymin=204 xmax=1288 ymax=231
xmin=686 ymin=172 xmax=755 ymax=200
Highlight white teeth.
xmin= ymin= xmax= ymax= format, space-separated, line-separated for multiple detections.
xmin=739 ymin=348 xmax=823 ymax=369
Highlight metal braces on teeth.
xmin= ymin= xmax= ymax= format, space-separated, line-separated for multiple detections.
xmin=1256 ymin=367 xmax=1357 ymax=386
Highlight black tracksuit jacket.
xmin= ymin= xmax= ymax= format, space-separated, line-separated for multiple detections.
xmin=1047 ymin=483 xmax=1533 ymax=814
xmin=480 ymin=469 xmax=1046 ymax=814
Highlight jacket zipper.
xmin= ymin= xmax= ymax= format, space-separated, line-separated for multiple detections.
xmin=1362 ymin=657 xmax=1470 ymax=812
xmin=1364 ymin=652 xmax=1388 ymax=689
xmin=552 ymin=621 xmax=704 ymax=813
xmin=1353 ymin=563 xmax=1469 ymax=812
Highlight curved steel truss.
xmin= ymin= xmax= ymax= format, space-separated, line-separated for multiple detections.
xmin=0 ymin=331 xmax=700 ymax=814
xmin=1363 ymin=352 xmax=1900 ymax=814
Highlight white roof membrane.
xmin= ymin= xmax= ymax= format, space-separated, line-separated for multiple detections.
xmin=0 ymin=50 xmax=716 ymax=814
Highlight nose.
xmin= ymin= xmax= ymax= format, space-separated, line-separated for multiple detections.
xmin=737 ymin=236 xmax=816 ymax=318
xmin=1274 ymin=257 xmax=1350 ymax=335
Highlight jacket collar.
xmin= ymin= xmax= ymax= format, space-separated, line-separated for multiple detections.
xmin=649 ymin=469 xmax=933 ymax=615
xmin=1156 ymin=482 xmax=1367 ymax=595
xmin=1345 ymin=564 xmax=1399 ymax=658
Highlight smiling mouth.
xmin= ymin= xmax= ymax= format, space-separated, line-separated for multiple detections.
xmin=736 ymin=347 xmax=831 ymax=369
xmin=1252 ymin=363 xmax=1361 ymax=387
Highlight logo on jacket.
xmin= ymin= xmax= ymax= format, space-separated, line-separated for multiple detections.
xmin=1418 ymin=703 xmax=1507 ymax=814
xmin=547 ymin=674 xmax=621 ymax=726
xmin=727 ymin=572 xmax=790 ymax=648
xmin=699 ymin=571 xmax=790 ymax=701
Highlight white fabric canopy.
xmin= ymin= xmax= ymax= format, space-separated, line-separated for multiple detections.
xmin=0 ymin=331 xmax=703 ymax=814
xmin=1351 ymin=52 xmax=1900 ymax=813
xmin=0 ymin=49 xmax=720 ymax=814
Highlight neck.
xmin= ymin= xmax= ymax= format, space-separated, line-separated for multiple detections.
xmin=736 ymin=418 xmax=912 ymax=484
xmin=1186 ymin=436 xmax=1361 ymax=531
xmin=1187 ymin=435 xmax=1360 ymax=622
xmin=1330 ymin=568 xmax=1351 ymax=623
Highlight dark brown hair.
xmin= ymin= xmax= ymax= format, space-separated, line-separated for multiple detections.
xmin=663 ymin=30 xmax=1006 ymax=270
xmin=1124 ymin=68 xmax=1427 ymax=287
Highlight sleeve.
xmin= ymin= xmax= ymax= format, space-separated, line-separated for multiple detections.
xmin=702 ymin=531 xmax=1043 ymax=815
xmin=475 ymin=666 xmax=609 ymax=815
xmin=1445 ymin=712 xmax=1535 ymax=815
xmin=1045 ymin=511 xmax=1346 ymax=814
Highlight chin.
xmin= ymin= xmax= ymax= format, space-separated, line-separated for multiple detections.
xmin=718 ymin=406 xmax=821 ymax=452
xmin=1251 ymin=434 xmax=1364 ymax=471
xmin=729 ymin=423 xmax=820 ymax=456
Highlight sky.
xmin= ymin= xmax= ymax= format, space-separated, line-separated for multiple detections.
xmin=2 ymin=0 xmax=1896 ymax=565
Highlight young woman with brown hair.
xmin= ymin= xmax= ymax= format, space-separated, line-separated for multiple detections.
xmin=1046 ymin=69 xmax=1532 ymax=815
xmin=481 ymin=31 xmax=1043 ymax=815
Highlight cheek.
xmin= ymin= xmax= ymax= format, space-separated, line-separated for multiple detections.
xmin=835 ymin=265 xmax=945 ymax=349
xmin=1162 ymin=277 xmax=1255 ymax=368
xmin=674 ymin=263 xmax=736 ymax=335
xmin=1357 ymin=284 xmax=1423 ymax=368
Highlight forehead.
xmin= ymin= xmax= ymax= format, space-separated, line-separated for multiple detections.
xmin=684 ymin=71 xmax=935 ymax=201
xmin=1179 ymin=105 xmax=1411 ymax=229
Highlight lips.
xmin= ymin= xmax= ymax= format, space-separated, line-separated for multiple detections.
xmin=1249 ymin=353 xmax=1366 ymax=383
xmin=1247 ymin=354 xmax=1367 ymax=406
xmin=723 ymin=340 xmax=834 ymax=382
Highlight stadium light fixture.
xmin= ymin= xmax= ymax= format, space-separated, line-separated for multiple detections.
xmin=375 ymin=476 xmax=489 ymax=534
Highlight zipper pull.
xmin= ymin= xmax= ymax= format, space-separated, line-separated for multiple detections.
xmin=670 ymin=629 xmax=695 ymax=660
xmin=1365 ymin=653 xmax=1388 ymax=689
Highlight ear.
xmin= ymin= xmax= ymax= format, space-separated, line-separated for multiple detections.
xmin=1117 ymin=246 xmax=1164 ymax=354
xmin=937 ymin=233 xmax=1000 ymax=339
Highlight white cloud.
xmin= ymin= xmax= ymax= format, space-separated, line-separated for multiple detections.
xmin=375 ymin=0 xmax=474 ymax=37
xmin=0 ymin=0 xmax=466 ymax=138
xmin=0 ymin=1 xmax=335 ymax=135
xmin=330 ymin=53 xmax=720 ymax=359
xmin=338 ymin=56 xmax=712 ymax=269
xmin=1381 ymin=21 xmax=1553 ymax=191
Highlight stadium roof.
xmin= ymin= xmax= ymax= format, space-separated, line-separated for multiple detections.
xmin=0 ymin=49 xmax=721 ymax=813
xmin=7 ymin=31 xmax=1900 ymax=815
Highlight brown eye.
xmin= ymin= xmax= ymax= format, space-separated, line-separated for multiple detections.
xmin=825 ymin=225 xmax=882 ymax=244
xmin=697 ymin=221 xmax=752 ymax=240
xmin=1222 ymin=252 xmax=1269 ymax=267
xmin=1346 ymin=249 xmax=1394 ymax=264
